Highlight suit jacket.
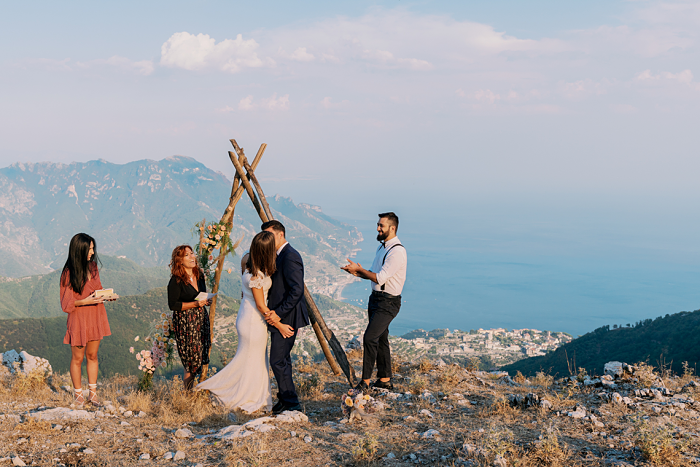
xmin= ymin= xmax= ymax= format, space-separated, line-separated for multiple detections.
xmin=268 ymin=244 xmax=310 ymax=331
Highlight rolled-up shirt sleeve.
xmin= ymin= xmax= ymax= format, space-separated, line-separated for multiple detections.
xmin=374 ymin=248 xmax=407 ymax=286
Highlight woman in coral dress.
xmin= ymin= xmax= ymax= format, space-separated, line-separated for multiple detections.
xmin=60 ymin=233 xmax=116 ymax=407
xmin=197 ymin=231 xmax=294 ymax=413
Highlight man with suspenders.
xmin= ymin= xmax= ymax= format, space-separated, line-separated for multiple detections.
xmin=341 ymin=212 xmax=407 ymax=390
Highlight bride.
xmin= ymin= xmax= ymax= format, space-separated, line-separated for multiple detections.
xmin=196 ymin=231 xmax=294 ymax=413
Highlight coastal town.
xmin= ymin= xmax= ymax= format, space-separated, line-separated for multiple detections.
xmin=285 ymin=299 xmax=574 ymax=370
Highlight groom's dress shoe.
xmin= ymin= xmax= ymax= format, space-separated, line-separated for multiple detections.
xmin=371 ymin=379 xmax=394 ymax=390
xmin=273 ymin=402 xmax=302 ymax=415
xmin=271 ymin=400 xmax=284 ymax=414
xmin=354 ymin=380 xmax=370 ymax=392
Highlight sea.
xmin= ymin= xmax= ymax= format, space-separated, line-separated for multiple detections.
xmin=337 ymin=206 xmax=700 ymax=338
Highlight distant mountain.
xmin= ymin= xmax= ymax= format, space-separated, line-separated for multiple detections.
xmin=502 ymin=310 xmax=700 ymax=377
xmin=0 ymin=255 xmax=242 ymax=320
xmin=0 ymin=157 xmax=362 ymax=287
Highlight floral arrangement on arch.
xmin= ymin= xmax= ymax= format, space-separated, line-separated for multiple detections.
xmin=193 ymin=219 xmax=242 ymax=288
xmin=129 ymin=312 xmax=177 ymax=391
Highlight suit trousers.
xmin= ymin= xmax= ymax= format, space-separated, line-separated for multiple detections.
xmin=270 ymin=329 xmax=299 ymax=405
xmin=362 ymin=291 xmax=401 ymax=380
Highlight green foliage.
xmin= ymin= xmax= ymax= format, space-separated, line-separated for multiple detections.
xmin=0 ymin=287 xmax=240 ymax=378
xmin=0 ymin=256 xmax=171 ymax=319
xmin=503 ymin=309 xmax=700 ymax=377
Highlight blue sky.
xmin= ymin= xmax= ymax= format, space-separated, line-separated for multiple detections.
xmin=1 ymin=0 xmax=699 ymax=220
xmin=3 ymin=1 xmax=700 ymax=332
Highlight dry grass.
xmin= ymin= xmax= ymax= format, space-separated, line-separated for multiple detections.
xmin=633 ymin=417 xmax=691 ymax=467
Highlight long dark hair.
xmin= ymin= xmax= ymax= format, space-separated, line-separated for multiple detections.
xmin=61 ymin=233 xmax=100 ymax=295
xmin=169 ymin=245 xmax=201 ymax=284
xmin=246 ymin=231 xmax=277 ymax=277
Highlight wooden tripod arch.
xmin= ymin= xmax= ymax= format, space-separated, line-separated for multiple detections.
xmin=200 ymin=138 xmax=356 ymax=386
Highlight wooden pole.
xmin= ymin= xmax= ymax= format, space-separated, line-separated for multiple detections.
xmin=201 ymin=147 xmax=265 ymax=380
xmin=227 ymin=145 xmax=355 ymax=384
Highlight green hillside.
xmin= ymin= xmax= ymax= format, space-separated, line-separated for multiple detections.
xmin=0 ymin=288 xmax=240 ymax=377
xmin=502 ymin=309 xmax=700 ymax=377
xmin=0 ymin=255 xmax=242 ymax=319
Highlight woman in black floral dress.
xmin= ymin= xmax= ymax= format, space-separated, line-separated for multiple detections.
xmin=167 ymin=245 xmax=212 ymax=390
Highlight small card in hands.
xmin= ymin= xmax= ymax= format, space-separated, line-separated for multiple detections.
xmin=195 ymin=292 xmax=216 ymax=301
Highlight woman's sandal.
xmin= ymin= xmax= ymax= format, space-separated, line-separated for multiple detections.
xmin=72 ymin=389 xmax=85 ymax=409
xmin=87 ymin=385 xmax=103 ymax=407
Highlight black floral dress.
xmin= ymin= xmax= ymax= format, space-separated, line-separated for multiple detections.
xmin=167 ymin=275 xmax=211 ymax=374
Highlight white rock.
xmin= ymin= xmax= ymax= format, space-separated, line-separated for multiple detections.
xmin=421 ymin=429 xmax=440 ymax=438
xmin=163 ymin=452 xmax=174 ymax=460
xmin=30 ymin=407 xmax=95 ymax=421
xmin=139 ymin=453 xmax=150 ymax=460
xmin=493 ymin=454 xmax=508 ymax=467
xmin=124 ymin=410 xmax=133 ymax=417
xmin=174 ymin=428 xmax=194 ymax=438
xmin=290 ymin=431 xmax=297 ymax=437
xmin=83 ymin=448 xmax=95 ymax=454
xmin=304 ymin=435 xmax=313 ymax=443
xmin=275 ymin=410 xmax=309 ymax=423
xmin=17 ymin=351 xmax=52 ymax=377
xmin=173 ymin=451 xmax=186 ymax=461
xmin=120 ymin=421 xmax=130 ymax=426
xmin=138 ymin=411 xmax=147 ymax=418
xmin=12 ymin=457 xmax=26 ymax=466
xmin=385 ymin=452 xmax=396 ymax=459
xmin=604 ymin=361 xmax=624 ymax=378
xmin=2 ymin=350 xmax=20 ymax=367
xmin=611 ymin=393 xmax=623 ymax=404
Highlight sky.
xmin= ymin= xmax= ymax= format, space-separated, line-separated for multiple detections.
xmin=2 ymin=0 xmax=699 ymax=218
xmin=2 ymin=1 xmax=700 ymax=332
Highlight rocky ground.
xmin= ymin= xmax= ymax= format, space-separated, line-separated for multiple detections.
xmin=1 ymin=352 xmax=700 ymax=466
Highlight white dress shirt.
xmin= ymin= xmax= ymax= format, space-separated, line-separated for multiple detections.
xmin=369 ymin=236 xmax=407 ymax=296
xmin=277 ymin=242 xmax=288 ymax=256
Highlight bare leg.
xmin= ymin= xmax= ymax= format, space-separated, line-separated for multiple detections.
xmin=70 ymin=345 xmax=86 ymax=389
xmin=85 ymin=340 xmax=101 ymax=385
xmin=85 ymin=340 xmax=101 ymax=404
xmin=184 ymin=370 xmax=194 ymax=390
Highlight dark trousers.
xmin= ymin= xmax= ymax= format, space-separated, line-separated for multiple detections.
xmin=270 ymin=329 xmax=299 ymax=405
xmin=362 ymin=291 xmax=401 ymax=380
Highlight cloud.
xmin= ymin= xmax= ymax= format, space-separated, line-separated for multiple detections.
xmin=636 ymin=69 xmax=694 ymax=84
xmin=238 ymin=95 xmax=255 ymax=111
xmin=360 ymin=49 xmax=433 ymax=70
xmin=160 ymin=32 xmax=271 ymax=73
xmin=82 ymin=56 xmax=154 ymax=76
xmin=320 ymin=97 xmax=349 ymax=109
xmin=237 ymin=93 xmax=290 ymax=111
xmin=290 ymin=47 xmax=315 ymax=62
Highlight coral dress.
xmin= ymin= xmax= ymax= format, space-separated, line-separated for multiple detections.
xmin=196 ymin=271 xmax=272 ymax=413
xmin=60 ymin=266 xmax=111 ymax=346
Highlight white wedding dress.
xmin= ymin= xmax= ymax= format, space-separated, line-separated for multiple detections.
xmin=196 ymin=270 xmax=272 ymax=413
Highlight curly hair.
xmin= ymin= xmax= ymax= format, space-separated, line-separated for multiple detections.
xmin=169 ymin=245 xmax=201 ymax=284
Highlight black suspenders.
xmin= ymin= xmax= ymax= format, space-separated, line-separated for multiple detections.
xmin=380 ymin=243 xmax=405 ymax=291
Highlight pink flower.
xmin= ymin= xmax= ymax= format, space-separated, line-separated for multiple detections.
xmin=227 ymin=268 xmax=232 ymax=274
xmin=134 ymin=336 xmax=140 ymax=342
xmin=129 ymin=347 xmax=134 ymax=354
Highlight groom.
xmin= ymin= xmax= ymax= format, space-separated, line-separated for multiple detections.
xmin=262 ymin=220 xmax=310 ymax=414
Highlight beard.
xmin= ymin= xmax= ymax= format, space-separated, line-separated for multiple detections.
xmin=376 ymin=231 xmax=389 ymax=241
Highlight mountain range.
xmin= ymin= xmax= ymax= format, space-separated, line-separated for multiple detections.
xmin=0 ymin=157 xmax=362 ymax=285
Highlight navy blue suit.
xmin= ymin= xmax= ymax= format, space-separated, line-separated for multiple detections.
xmin=267 ymin=243 xmax=309 ymax=405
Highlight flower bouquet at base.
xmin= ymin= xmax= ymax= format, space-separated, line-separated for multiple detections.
xmin=130 ymin=312 xmax=177 ymax=391
xmin=341 ymin=389 xmax=385 ymax=422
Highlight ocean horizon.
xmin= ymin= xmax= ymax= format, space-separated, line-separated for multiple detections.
xmin=336 ymin=210 xmax=700 ymax=338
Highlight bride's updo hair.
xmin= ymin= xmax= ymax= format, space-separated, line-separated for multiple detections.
xmin=246 ymin=231 xmax=277 ymax=277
